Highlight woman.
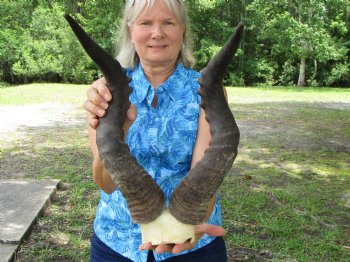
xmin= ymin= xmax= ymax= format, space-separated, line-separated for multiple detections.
xmin=85 ymin=0 xmax=228 ymax=261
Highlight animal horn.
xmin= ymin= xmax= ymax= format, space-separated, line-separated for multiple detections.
xmin=64 ymin=14 xmax=165 ymax=223
xmin=169 ymin=22 xmax=244 ymax=224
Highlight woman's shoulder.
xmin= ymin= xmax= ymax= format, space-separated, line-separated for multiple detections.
xmin=174 ymin=64 xmax=201 ymax=95
xmin=177 ymin=63 xmax=201 ymax=80
xmin=125 ymin=65 xmax=138 ymax=78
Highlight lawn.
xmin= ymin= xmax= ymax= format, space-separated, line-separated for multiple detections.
xmin=1 ymin=84 xmax=349 ymax=261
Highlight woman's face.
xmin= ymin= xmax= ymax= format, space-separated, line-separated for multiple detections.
xmin=130 ymin=0 xmax=185 ymax=69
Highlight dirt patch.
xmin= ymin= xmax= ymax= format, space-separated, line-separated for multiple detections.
xmin=0 ymin=103 xmax=85 ymax=141
xmin=2 ymin=101 xmax=349 ymax=148
xmin=1 ymin=101 xmax=349 ymax=179
xmin=235 ymin=102 xmax=350 ymax=152
xmin=0 ymin=103 xmax=87 ymax=179
xmin=228 ymin=247 xmax=274 ymax=261
xmin=1 ymin=103 xmax=84 ymax=130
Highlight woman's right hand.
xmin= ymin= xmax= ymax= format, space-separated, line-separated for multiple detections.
xmin=84 ymin=77 xmax=137 ymax=129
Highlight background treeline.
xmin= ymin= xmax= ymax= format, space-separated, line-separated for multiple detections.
xmin=1 ymin=0 xmax=350 ymax=87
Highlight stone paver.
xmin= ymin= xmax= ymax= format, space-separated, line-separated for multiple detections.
xmin=0 ymin=179 xmax=60 ymax=262
xmin=0 ymin=243 xmax=17 ymax=262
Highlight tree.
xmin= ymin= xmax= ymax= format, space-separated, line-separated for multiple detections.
xmin=0 ymin=0 xmax=34 ymax=83
xmin=1 ymin=0 xmax=349 ymax=86
xmin=11 ymin=0 xmax=125 ymax=83
xmin=12 ymin=4 xmax=96 ymax=83
xmin=247 ymin=0 xmax=349 ymax=86
xmin=186 ymin=0 xmax=251 ymax=85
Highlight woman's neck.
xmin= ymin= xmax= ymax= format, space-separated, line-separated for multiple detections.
xmin=141 ymin=63 xmax=176 ymax=90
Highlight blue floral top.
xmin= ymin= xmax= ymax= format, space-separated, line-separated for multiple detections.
xmin=93 ymin=63 xmax=222 ymax=262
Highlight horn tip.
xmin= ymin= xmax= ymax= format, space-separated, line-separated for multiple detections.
xmin=237 ymin=21 xmax=245 ymax=32
xmin=64 ymin=14 xmax=74 ymax=24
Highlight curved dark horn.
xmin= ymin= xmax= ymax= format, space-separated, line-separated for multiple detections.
xmin=64 ymin=14 xmax=165 ymax=223
xmin=169 ymin=22 xmax=244 ymax=224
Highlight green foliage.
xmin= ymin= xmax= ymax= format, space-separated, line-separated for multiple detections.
xmin=1 ymin=0 xmax=350 ymax=86
xmin=0 ymin=0 xmax=124 ymax=84
xmin=11 ymin=4 xmax=96 ymax=83
xmin=195 ymin=39 xmax=221 ymax=69
xmin=325 ymin=62 xmax=350 ymax=86
xmin=247 ymin=0 xmax=350 ymax=86
xmin=279 ymin=60 xmax=299 ymax=86
xmin=0 ymin=0 xmax=34 ymax=82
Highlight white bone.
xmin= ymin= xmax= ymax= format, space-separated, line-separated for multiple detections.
xmin=140 ymin=209 xmax=196 ymax=245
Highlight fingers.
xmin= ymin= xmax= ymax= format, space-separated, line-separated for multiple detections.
xmin=139 ymin=243 xmax=174 ymax=253
xmin=195 ymin=224 xmax=226 ymax=237
xmin=139 ymin=243 xmax=181 ymax=254
xmin=172 ymin=242 xmax=192 ymax=254
xmin=85 ymin=85 xmax=109 ymax=112
xmin=84 ymin=99 xmax=107 ymax=117
xmin=84 ymin=77 xmax=111 ymax=129
xmin=91 ymin=77 xmax=112 ymax=102
xmin=84 ymin=77 xmax=137 ymax=130
xmin=86 ymin=111 xmax=100 ymax=129
xmin=84 ymin=97 xmax=106 ymax=129
xmin=138 ymin=224 xmax=225 ymax=254
xmin=127 ymin=104 xmax=137 ymax=122
xmin=139 ymin=242 xmax=154 ymax=251
xmin=155 ymin=244 xmax=175 ymax=254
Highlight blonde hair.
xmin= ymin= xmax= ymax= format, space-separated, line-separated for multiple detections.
xmin=116 ymin=0 xmax=195 ymax=69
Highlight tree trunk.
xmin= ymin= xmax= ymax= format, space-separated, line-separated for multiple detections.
xmin=296 ymin=1 xmax=307 ymax=87
xmin=2 ymin=62 xmax=14 ymax=84
xmin=297 ymin=57 xmax=306 ymax=87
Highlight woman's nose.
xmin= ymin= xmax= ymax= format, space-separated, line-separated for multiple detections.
xmin=151 ymin=24 xmax=164 ymax=39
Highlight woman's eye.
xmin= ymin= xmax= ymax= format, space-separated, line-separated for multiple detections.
xmin=140 ymin=21 xmax=151 ymax=26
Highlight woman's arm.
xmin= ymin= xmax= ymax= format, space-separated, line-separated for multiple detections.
xmin=191 ymin=108 xmax=211 ymax=168
xmin=88 ymin=124 xmax=117 ymax=193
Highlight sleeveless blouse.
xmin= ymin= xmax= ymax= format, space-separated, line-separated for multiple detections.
xmin=93 ymin=63 xmax=222 ymax=262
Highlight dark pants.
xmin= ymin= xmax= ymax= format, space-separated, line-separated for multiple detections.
xmin=90 ymin=233 xmax=227 ymax=262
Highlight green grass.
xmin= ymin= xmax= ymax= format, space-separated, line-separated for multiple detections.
xmin=0 ymin=83 xmax=87 ymax=105
xmin=1 ymin=83 xmax=349 ymax=261
xmin=223 ymin=86 xmax=350 ymax=261
xmin=227 ymin=86 xmax=350 ymax=103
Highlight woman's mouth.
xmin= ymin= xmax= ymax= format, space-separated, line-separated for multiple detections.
xmin=149 ymin=45 xmax=167 ymax=49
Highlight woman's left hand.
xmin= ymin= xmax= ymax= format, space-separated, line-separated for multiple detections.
xmin=139 ymin=224 xmax=225 ymax=254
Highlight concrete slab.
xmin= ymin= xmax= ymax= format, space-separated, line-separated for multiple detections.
xmin=0 ymin=243 xmax=17 ymax=262
xmin=0 ymin=179 xmax=60 ymax=262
